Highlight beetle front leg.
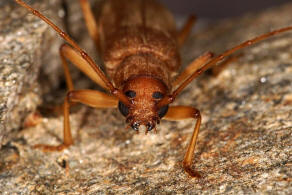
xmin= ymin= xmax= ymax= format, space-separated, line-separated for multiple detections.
xmin=34 ymin=89 xmax=118 ymax=152
xmin=163 ymin=106 xmax=202 ymax=178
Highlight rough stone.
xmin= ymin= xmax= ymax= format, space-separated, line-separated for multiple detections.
xmin=0 ymin=0 xmax=63 ymax=147
xmin=0 ymin=1 xmax=291 ymax=194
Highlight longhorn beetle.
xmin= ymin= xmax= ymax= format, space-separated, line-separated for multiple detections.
xmin=15 ymin=0 xmax=292 ymax=177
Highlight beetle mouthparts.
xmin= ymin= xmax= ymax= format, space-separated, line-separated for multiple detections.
xmin=131 ymin=122 xmax=140 ymax=131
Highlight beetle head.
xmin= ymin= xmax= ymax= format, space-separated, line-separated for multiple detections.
xmin=118 ymin=76 xmax=169 ymax=133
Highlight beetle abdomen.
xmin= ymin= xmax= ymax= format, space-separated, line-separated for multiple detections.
xmin=98 ymin=0 xmax=180 ymax=88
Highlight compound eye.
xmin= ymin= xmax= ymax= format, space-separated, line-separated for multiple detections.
xmin=125 ymin=90 xmax=136 ymax=98
xmin=118 ymin=101 xmax=129 ymax=117
xmin=158 ymin=105 xmax=169 ymax=118
xmin=152 ymin=91 xmax=164 ymax=99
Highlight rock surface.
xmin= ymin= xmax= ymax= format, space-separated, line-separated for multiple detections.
xmin=0 ymin=1 xmax=291 ymax=194
xmin=0 ymin=0 xmax=63 ymax=148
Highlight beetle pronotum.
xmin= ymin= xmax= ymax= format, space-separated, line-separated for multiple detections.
xmin=15 ymin=0 xmax=292 ymax=177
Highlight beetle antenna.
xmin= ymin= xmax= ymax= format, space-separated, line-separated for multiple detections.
xmin=14 ymin=0 xmax=131 ymax=106
xmin=158 ymin=25 xmax=292 ymax=108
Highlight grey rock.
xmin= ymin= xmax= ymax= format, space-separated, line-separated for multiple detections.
xmin=0 ymin=0 xmax=62 ymax=147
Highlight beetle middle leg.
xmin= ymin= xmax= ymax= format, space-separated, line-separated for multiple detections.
xmin=43 ymin=43 xmax=109 ymax=114
xmin=79 ymin=0 xmax=99 ymax=47
xmin=173 ymin=52 xmax=241 ymax=88
xmin=163 ymin=106 xmax=202 ymax=178
xmin=209 ymin=54 xmax=241 ymax=76
xmin=173 ymin=52 xmax=213 ymax=88
xmin=60 ymin=44 xmax=108 ymax=90
xmin=34 ymin=43 xmax=118 ymax=151
xmin=177 ymin=15 xmax=196 ymax=47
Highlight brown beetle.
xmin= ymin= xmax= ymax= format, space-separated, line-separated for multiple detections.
xmin=15 ymin=0 xmax=292 ymax=177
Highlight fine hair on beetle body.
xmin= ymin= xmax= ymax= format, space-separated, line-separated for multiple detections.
xmin=14 ymin=0 xmax=292 ymax=178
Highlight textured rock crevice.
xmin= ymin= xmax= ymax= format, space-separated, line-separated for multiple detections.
xmin=0 ymin=0 xmax=63 ymax=147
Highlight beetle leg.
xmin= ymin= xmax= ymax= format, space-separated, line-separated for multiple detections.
xmin=163 ymin=106 xmax=202 ymax=178
xmin=79 ymin=0 xmax=99 ymax=47
xmin=169 ymin=26 xmax=292 ymax=103
xmin=173 ymin=52 xmax=213 ymax=88
xmin=177 ymin=15 xmax=196 ymax=47
xmin=34 ymin=89 xmax=118 ymax=152
xmin=60 ymin=44 xmax=108 ymax=90
xmin=15 ymin=0 xmax=118 ymax=93
xmin=173 ymin=52 xmax=241 ymax=88
xmin=210 ymin=54 xmax=241 ymax=76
